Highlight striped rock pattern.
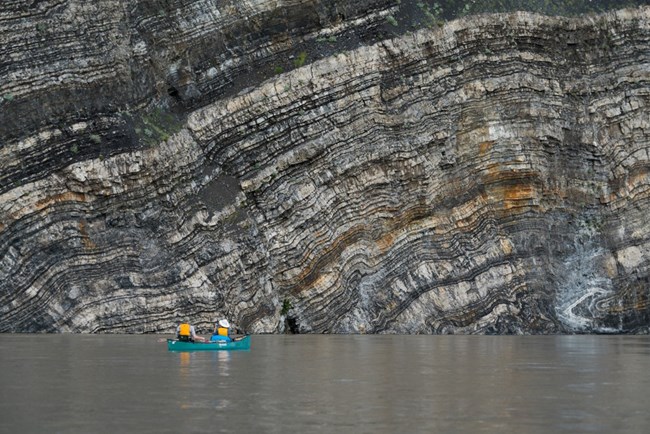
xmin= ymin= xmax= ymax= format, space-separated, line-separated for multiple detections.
xmin=1 ymin=1 xmax=649 ymax=334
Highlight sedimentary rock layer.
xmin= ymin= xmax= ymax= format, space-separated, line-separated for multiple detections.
xmin=1 ymin=1 xmax=649 ymax=333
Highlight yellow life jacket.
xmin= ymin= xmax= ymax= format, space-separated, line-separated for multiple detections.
xmin=179 ymin=323 xmax=191 ymax=337
xmin=217 ymin=327 xmax=229 ymax=337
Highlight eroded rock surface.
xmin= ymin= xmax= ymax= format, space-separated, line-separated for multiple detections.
xmin=1 ymin=1 xmax=649 ymax=333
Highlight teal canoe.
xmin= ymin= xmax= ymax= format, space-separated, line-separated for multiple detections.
xmin=167 ymin=335 xmax=251 ymax=351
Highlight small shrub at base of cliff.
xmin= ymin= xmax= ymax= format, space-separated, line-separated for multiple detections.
xmin=281 ymin=299 xmax=293 ymax=316
xmin=70 ymin=144 xmax=79 ymax=154
xmin=2 ymin=93 xmax=14 ymax=102
xmin=89 ymin=134 xmax=102 ymax=144
xmin=274 ymin=65 xmax=284 ymax=75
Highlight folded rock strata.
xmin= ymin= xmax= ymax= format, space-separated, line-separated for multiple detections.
xmin=1 ymin=1 xmax=649 ymax=334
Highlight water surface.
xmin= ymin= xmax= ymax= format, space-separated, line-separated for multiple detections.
xmin=0 ymin=335 xmax=648 ymax=433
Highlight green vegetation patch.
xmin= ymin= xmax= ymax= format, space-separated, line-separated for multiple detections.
xmin=125 ymin=107 xmax=183 ymax=147
xmin=386 ymin=14 xmax=399 ymax=27
xmin=316 ymin=35 xmax=338 ymax=43
xmin=281 ymin=299 xmax=293 ymax=316
xmin=418 ymin=1 xmax=444 ymax=27
xmin=293 ymin=51 xmax=308 ymax=68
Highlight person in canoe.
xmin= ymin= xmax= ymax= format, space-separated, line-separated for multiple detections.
xmin=211 ymin=319 xmax=232 ymax=342
xmin=176 ymin=319 xmax=205 ymax=342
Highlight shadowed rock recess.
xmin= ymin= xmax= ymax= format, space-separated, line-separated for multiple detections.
xmin=1 ymin=1 xmax=649 ymax=334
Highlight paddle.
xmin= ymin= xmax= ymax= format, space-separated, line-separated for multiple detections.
xmin=158 ymin=335 xmax=206 ymax=343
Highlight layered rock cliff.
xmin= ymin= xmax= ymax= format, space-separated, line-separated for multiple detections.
xmin=1 ymin=1 xmax=649 ymax=334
